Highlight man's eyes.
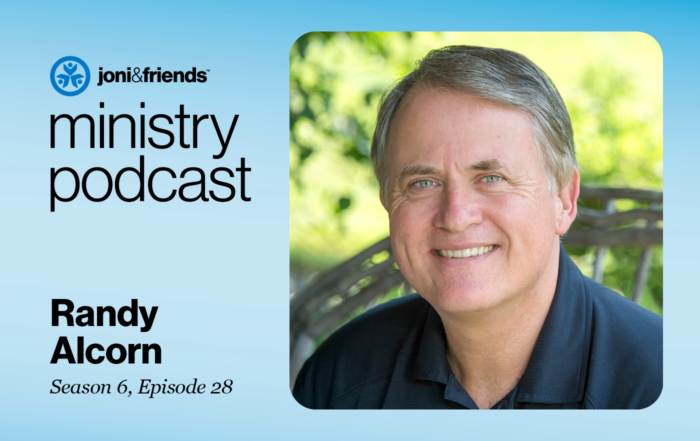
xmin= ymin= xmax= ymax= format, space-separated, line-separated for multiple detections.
xmin=481 ymin=175 xmax=502 ymax=183
xmin=411 ymin=180 xmax=435 ymax=189
xmin=408 ymin=176 xmax=502 ymax=189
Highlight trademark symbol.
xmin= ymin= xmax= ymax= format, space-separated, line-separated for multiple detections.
xmin=206 ymin=69 xmax=210 ymax=72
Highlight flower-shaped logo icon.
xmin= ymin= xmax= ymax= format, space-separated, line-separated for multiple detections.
xmin=50 ymin=56 xmax=90 ymax=96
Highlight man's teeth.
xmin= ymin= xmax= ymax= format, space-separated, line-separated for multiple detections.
xmin=438 ymin=245 xmax=494 ymax=258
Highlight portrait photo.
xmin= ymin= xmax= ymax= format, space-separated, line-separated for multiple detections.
xmin=289 ymin=32 xmax=662 ymax=409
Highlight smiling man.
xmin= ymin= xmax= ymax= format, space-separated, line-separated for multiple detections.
xmin=293 ymin=46 xmax=662 ymax=409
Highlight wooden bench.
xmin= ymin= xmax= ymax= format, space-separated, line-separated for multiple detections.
xmin=567 ymin=187 xmax=662 ymax=302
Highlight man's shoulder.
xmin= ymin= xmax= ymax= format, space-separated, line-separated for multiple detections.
xmin=585 ymin=277 xmax=662 ymax=343
xmin=583 ymin=277 xmax=663 ymax=409
xmin=292 ymin=294 xmax=430 ymax=409
xmin=326 ymin=293 xmax=429 ymax=346
xmin=305 ymin=293 xmax=429 ymax=372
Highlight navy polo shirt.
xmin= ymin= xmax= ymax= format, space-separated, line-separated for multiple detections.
xmin=293 ymin=245 xmax=663 ymax=409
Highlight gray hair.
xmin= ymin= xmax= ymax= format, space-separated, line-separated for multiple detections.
xmin=370 ymin=45 xmax=577 ymax=198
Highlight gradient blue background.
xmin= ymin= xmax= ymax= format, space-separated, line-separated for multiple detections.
xmin=0 ymin=1 xmax=694 ymax=439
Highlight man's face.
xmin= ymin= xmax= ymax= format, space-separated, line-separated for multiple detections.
xmin=384 ymin=87 xmax=571 ymax=315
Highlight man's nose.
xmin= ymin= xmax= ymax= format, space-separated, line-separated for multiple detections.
xmin=433 ymin=183 xmax=483 ymax=232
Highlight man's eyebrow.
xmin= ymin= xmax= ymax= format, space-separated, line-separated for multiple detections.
xmin=471 ymin=159 xmax=510 ymax=172
xmin=397 ymin=164 xmax=438 ymax=182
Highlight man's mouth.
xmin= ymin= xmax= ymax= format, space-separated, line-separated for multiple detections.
xmin=436 ymin=245 xmax=496 ymax=259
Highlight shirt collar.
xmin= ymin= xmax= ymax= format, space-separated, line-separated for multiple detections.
xmin=409 ymin=243 xmax=592 ymax=405
xmin=412 ymin=305 xmax=450 ymax=384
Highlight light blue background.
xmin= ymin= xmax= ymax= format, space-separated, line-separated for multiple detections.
xmin=0 ymin=1 xmax=694 ymax=439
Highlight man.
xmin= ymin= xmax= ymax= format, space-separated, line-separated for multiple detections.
xmin=293 ymin=46 xmax=662 ymax=409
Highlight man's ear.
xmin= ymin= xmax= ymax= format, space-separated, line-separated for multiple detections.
xmin=554 ymin=168 xmax=580 ymax=236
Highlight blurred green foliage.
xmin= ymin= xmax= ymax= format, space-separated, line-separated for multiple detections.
xmin=290 ymin=32 xmax=662 ymax=314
